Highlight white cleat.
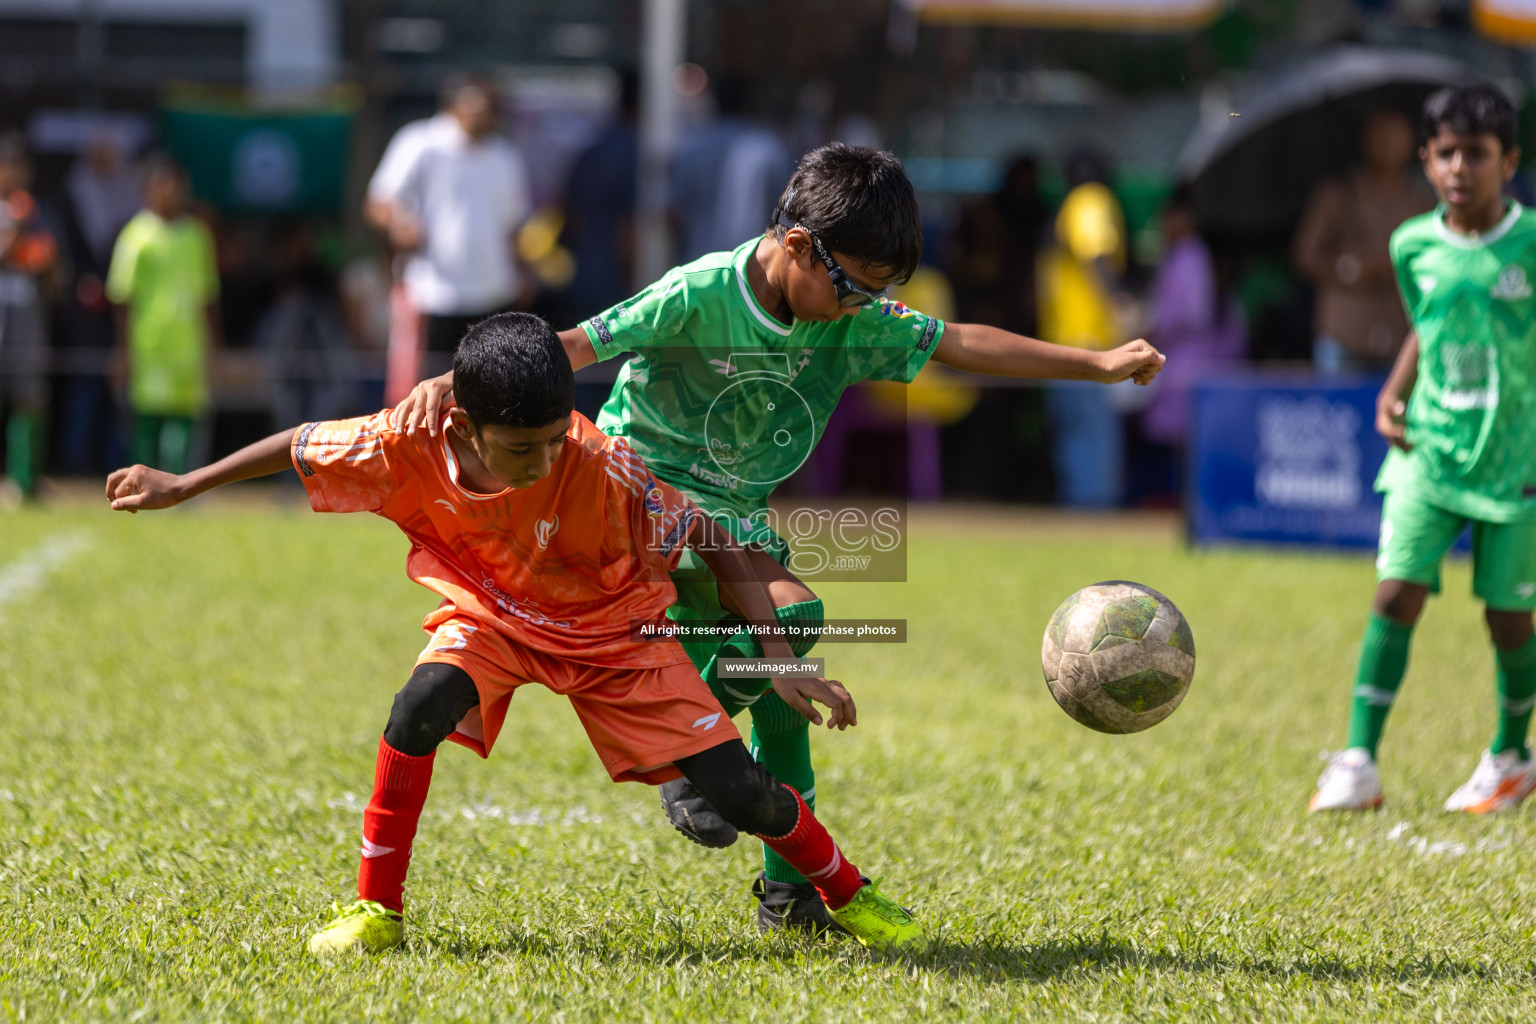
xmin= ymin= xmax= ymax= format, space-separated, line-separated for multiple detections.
xmin=1309 ymin=748 xmax=1384 ymax=812
xmin=1442 ymin=746 xmax=1536 ymax=814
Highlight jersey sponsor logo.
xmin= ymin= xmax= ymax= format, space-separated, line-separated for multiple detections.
xmin=917 ymin=317 xmax=940 ymax=353
xmin=535 ymin=515 xmax=560 ymax=549
xmin=587 ymin=315 xmax=615 ymax=348
xmin=643 ymin=479 xmax=665 ymax=516
xmin=360 ymin=837 xmax=396 ymax=859
xmin=292 ymin=422 xmax=319 ymax=477
xmin=434 ymin=498 xmax=458 ymax=514
xmin=877 ymin=299 xmax=922 ymax=320
xmin=1440 ymin=342 xmax=1496 ymax=410
xmin=707 ymin=438 xmax=744 ymax=467
xmin=612 ymin=300 xmax=629 ymax=318
xmin=692 ymin=712 xmax=721 ymax=730
xmin=688 ymin=460 xmax=739 ymax=489
xmin=1491 ymin=265 xmax=1532 ymax=301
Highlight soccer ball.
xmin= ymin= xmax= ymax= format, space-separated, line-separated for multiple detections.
xmin=1041 ymin=581 xmax=1195 ymax=734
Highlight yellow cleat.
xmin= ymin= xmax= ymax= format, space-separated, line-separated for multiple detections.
xmin=827 ymin=880 xmax=928 ymax=955
xmin=307 ymin=900 xmax=404 ymax=955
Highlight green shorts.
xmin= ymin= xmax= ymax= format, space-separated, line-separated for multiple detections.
xmin=1376 ymin=491 xmax=1536 ymax=610
xmin=666 ymin=512 xmax=791 ymax=669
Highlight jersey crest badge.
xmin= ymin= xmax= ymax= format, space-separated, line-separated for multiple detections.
xmin=535 ymin=515 xmax=560 ymax=550
xmin=1491 ymin=265 xmax=1532 ymax=301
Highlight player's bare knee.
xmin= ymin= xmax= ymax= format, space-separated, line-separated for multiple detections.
xmin=384 ymin=663 xmax=478 ymax=756
xmin=1373 ymin=581 xmax=1427 ymax=625
xmin=1485 ymin=607 xmax=1534 ymax=650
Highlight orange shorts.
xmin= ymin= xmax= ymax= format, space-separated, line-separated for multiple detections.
xmin=415 ymin=611 xmax=740 ymax=784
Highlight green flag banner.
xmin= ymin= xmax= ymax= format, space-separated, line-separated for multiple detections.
xmin=901 ymin=0 xmax=1220 ymax=30
xmin=160 ymin=104 xmax=354 ymax=214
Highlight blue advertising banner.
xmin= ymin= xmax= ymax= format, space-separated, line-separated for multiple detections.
xmin=1189 ymin=373 xmax=1391 ymax=549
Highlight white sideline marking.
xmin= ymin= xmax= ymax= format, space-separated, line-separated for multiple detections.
xmin=0 ymin=532 xmax=90 ymax=616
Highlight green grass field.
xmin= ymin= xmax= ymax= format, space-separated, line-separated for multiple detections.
xmin=4 ymin=499 xmax=1536 ymax=1022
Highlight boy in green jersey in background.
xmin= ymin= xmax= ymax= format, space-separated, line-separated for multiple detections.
xmin=397 ymin=144 xmax=1164 ymax=930
xmin=1311 ymin=83 xmax=1536 ymax=814
xmin=107 ymin=154 xmax=220 ymax=475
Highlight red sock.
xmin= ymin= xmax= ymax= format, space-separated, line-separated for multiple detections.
xmin=753 ymin=787 xmax=865 ymax=909
xmin=356 ymin=737 xmax=435 ymax=913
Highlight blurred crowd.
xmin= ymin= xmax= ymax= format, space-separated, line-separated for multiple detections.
xmin=0 ymin=71 xmax=1462 ymax=509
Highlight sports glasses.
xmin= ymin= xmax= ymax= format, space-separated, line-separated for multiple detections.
xmin=774 ymin=208 xmax=890 ymax=309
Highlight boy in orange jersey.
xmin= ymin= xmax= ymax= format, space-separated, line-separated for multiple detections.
xmin=105 ymin=313 xmax=925 ymax=956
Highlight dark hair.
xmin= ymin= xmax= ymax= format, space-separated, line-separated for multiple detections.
xmin=1420 ymin=82 xmax=1518 ymax=152
xmin=0 ymin=131 xmax=29 ymax=167
xmin=440 ymin=72 xmax=499 ymax=111
xmin=1065 ymin=147 xmax=1111 ymax=190
xmin=773 ymin=143 xmax=923 ymax=283
xmin=452 ymin=313 xmax=574 ymax=429
xmin=140 ymin=151 xmax=186 ymax=182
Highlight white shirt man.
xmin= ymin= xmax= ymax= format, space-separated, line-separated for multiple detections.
xmin=367 ymin=85 xmax=532 ymax=351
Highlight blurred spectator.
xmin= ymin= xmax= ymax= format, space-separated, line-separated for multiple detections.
xmin=947 ymin=153 xmax=1050 ymax=336
xmin=56 ymin=134 xmax=139 ymax=476
xmin=339 ymin=251 xmax=391 ymax=353
xmin=1138 ymin=186 xmax=1247 ymax=496
xmin=670 ymin=73 xmax=793 ymax=263
xmin=254 ymin=223 xmax=360 ymax=426
xmin=560 ymin=69 xmax=639 ymax=317
xmin=366 ymin=76 xmax=534 ymax=360
xmin=0 ymin=133 xmax=59 ymax=504
xmin=1037 ymin=148 xmax=1129 ymax=508
xmin=107 ymin=154 xmax=220 ymax=474
xmin=1292 ymin=108 xmax=1434 ymax=374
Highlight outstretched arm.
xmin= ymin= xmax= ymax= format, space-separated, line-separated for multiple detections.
xmin=686 ymin=515 xmax=856 ymax=730
xmin=1376 ymin=331 xmax=1419 ymax=452
xmin=107 ymin=428 xmax=296 ymax=512
xmin=932 ymin=321 xmax=1165 ymax=385
xmin=390 ymin=326 xmax=597 ymax=436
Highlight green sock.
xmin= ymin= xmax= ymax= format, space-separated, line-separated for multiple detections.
xmin=749 ymin=599 xmax=824 ymax=885
xmin=1492 ymin=633 xmax=1536 ymax=755
xmin=5 ymin=410 xmax=40 ymax=495
xmin=1346 ymin=614 xmax=1414 ymax=757
xmin=132 ymin=414 xmax=162 ymax=468
xmin=161 ymin=416 xmax=195 ymax=475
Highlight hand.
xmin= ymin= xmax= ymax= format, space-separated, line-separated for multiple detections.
xmin=1096 ymin=339 xmax=1165 ymax=385
xmin=389 ymin=373 xmax=456 ymax=436
xmin=105 ymin=465 xmax=186 ymax=513
xmin=1377 ymin=396 xmax=1412 ymax=451
xmin=769 ymin=675 xmax=857 ymax=730
xmin=388 ymin=216 xmax=424 ymax=253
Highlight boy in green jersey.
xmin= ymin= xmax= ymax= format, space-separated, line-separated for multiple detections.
xmin=396 ymin=144 xmax=1165 ymax=930
xmin=107 ymin=154 xmax=220 ymax=475
xmin=1311 ymin=83 xmax=1536 ymax=815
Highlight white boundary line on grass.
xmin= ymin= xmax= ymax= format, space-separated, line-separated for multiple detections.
xmin=0 ymin=530 xmax=91 ymax=616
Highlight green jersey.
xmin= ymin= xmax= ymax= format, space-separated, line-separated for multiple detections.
xmin=106 ymin=211 xmax=219 ymax=416
xmin=583 ymin=239 xmax=944 ymax=521
xmin=1377 ymin=202 xmax=1536 ymax=523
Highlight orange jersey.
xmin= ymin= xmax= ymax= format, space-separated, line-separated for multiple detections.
xmin=291 ymin=410 xmax=702 ymax=667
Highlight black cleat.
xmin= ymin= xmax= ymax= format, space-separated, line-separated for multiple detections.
xmin=659 ymin=777 xmax=738 ymax=848
xmin=752 ymin=874 xmax=848 ymax=936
